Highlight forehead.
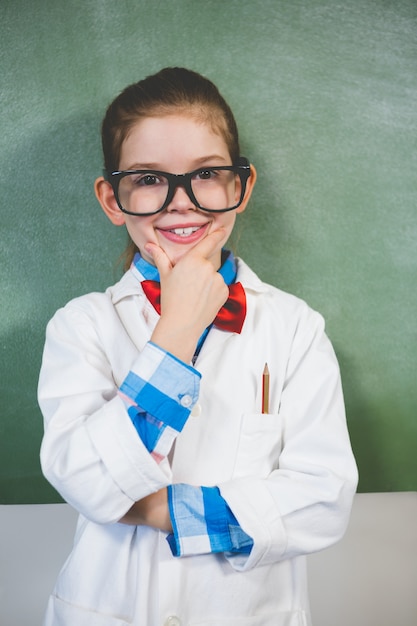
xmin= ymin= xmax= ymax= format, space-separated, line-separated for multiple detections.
xmin=119 ymin=114 xmax=231 ymax=169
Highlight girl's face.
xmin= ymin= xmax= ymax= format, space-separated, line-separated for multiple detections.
xmin=96 ymin=114 xmax=255 ymax=270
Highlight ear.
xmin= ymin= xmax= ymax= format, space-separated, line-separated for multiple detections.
xmin=236 ymin=164 xmax=257 ymax=215
xmin=94 ymin=177 xmax=126 ymax=226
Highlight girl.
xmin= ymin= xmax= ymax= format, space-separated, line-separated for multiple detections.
xmin=38 ymin=67 xmax=357 ymax=626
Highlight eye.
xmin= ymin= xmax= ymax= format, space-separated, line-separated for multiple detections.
xmin=194 ymin=168 xmax=218 ymax=181
xmin=135 ymin=173 xmax=161 ymax=186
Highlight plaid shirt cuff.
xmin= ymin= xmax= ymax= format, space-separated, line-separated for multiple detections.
xmin=166 ymin=483 xmax=254 ymax=556
xmin=118 ymin=342 xmax=201 ymax=463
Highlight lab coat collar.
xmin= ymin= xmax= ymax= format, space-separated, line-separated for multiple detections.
xmin=236 ymin=258 xmax=269 ymax=294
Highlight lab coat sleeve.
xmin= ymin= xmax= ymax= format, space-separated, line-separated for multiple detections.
xmin=38 ymin=302 xmax=198 ymax=525
xmin=219 ymin=306 xmax=358 ymax=572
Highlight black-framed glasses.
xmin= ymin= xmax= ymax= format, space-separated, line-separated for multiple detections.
xmin=104 ymin=157 xmax=251 ymax=216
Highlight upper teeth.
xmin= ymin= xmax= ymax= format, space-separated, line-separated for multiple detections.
xmin=171 ymin=227 xmax=200 ymax=236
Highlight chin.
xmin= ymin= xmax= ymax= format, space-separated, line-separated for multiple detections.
xmin=166 ymin=249 xmax=189 ymax=266
xmin=159 ymin=240 xmax=197 ymax=264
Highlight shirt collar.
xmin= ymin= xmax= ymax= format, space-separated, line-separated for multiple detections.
xmin=132 ymin=249 xmax=237 ymax=287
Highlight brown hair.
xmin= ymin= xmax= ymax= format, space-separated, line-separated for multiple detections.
xmin=100 ymin=67 xmax=241 ymax=269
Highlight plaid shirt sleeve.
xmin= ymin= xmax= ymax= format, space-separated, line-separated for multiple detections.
xmin=118 ymin=341 xmax=201 ymax=464
xmin=118 ymin=341 xmax=253 ymax=556
xmin=167 ymin=483 xmax=254 ymax=556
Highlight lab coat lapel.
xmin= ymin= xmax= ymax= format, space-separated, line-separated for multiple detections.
xmin=194 ymin=324 xmax=237 ymax=364
xmin=110 ymin=271 xmax=159 ymax=353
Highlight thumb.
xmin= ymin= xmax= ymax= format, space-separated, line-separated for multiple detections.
xmin=144 ymin=243 xmax=173 ymax=278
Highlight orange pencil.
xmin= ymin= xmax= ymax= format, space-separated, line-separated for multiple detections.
xmin=262 ymin=363 xmax=270 ymax=414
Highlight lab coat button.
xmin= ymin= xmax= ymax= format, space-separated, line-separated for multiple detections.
xmin=180 ymin=394 xmax=192 ymax=408
xmin=191 ymin=402 xmax=202 ymax=417
xmin=164 ymin=616 xmax=181 ymax=626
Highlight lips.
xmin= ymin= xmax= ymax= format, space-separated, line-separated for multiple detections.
xmin=157 ymin=222 xmax=209 ymax=244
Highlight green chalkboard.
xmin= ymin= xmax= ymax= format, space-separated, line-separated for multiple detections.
xmin=1 ymin=0 xmax=416 ymax=502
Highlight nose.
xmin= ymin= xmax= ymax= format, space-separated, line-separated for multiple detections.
xmin=165 ymin=183 xmax=196 ymax=212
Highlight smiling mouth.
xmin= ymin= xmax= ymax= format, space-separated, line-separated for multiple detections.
xmin=156 ymin=221 xmax=210 ymax=245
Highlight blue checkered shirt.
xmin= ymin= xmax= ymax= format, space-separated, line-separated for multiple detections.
xmin=118 ymin=251 xmax=253 ymax=557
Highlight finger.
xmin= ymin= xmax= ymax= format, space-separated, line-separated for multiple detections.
xmin=144 ymin=243 xmax=173 ymax=278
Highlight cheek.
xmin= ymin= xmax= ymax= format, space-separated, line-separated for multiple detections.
xmin=125 ymin=216 xmax=153 ymax=238
xmin=124 ymin=217 xmax=160 ymax=254
xmin=218 ymin=212 xmax=237 ymax=234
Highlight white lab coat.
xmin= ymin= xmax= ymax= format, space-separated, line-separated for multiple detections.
xmin=38 ymin=258 xmax=358 ymax=626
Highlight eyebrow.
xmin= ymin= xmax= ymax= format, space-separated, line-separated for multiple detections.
xmin=193 ymin=154 xmax=229 ymax=166
xmin=123 ymin=154 xmax=230 ymax=172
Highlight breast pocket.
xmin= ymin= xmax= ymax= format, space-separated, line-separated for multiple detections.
xmin=232 ymin=413 xmax=283 ymax=479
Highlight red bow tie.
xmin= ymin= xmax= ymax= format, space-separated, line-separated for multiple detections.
xmin=141 ymin=280 xmax=246 ymax=334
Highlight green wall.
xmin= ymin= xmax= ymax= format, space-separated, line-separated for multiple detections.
xmin=1 ymin=0 xmax=416 ymax=502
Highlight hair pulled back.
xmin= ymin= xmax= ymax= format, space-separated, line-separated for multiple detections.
xmin=101 ymin=67 xmax=241 ymax=174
